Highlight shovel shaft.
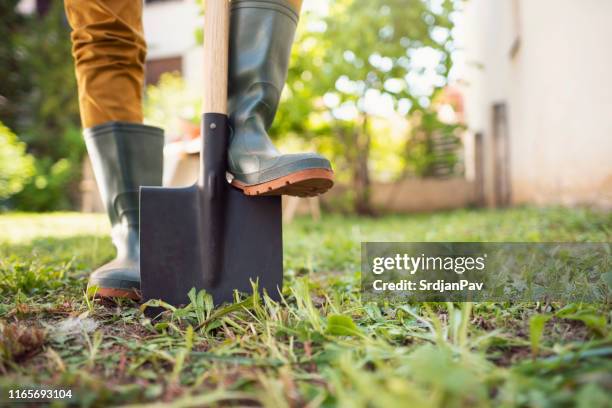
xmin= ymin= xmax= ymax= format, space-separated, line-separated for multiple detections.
xmin=141 ymin=0 xmax=283 ymax=307
xmin=200 ymin=0 xmax=230 ymax=187
xmin=200 ymin=113 xmax=229 ymax=285
xmin=199 ymin=0 xmax=230 ymax=285
xmin=202 ymin=0 xmax=230 ymax=115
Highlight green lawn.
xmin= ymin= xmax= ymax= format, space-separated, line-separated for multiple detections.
xmin=0 ymin=208 xmax=611 ymax=407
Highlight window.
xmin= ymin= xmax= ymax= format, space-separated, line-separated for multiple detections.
xmin=145 ymin=56 xmax=183 ymax=85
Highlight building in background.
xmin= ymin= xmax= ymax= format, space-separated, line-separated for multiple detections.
xmin=16 ymin=0 xmax=612 ymax=212
xmin=143 ymin=0 xmax=203 ymax=86
xmin=17 ymin=0 xmax=204 ymax=86
xmin=461 ymin=0 xmax=612 ymax=209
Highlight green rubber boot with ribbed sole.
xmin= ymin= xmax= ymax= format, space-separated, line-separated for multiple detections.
xmin=228 ymin=0 xmax=334 ymax=197
xmin=85 ymin=122 xmax=164 ymax=299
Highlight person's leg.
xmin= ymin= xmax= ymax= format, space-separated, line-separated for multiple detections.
xmin=65 ymin=0 xmax=163 ymax=299
xmin=228 ymin=0 xmax=334 ymax=197
xmin=65 ymin=0 xmax=145 ymax=127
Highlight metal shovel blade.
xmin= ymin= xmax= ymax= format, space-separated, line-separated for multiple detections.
xmin=139 ymin=184 xmax=204 ymax=306
xmin=140 ymin=185 xmax=283 ymax=307
xmin=139 ymin=114 xmax=283 ymax=307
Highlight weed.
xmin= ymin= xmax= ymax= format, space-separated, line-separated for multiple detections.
xmin=0 ymin=208 xmax=610 ymax=406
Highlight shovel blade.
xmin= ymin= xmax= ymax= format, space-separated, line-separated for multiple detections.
xmin=140 ymin=185 xmax=205 ymax=306
xmin=140 ymin=184 xmax=282 ymax=307
xmin=215 ymin=186 xmax=283 ymax=302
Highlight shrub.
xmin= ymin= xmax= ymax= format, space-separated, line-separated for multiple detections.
xmin=2 ymin=1 xmax=84 ymax=211
xmin=144 ymin=73 xmax=201 ymax=139
xmin=11 ymin=156 xmax=77 ymax=212
xmin=0 ymin=122 xmax=35 ymax=202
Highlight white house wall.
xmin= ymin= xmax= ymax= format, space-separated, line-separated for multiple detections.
xmin=143 ymin=0 xmax=204 ymax=88
xmin=462 ymin=0 xmax=612 ymax=208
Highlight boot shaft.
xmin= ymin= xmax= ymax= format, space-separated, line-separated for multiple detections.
xmin=228 ymin=0 xmax=300 ymax=130
xmin=85 ymin=122 xmax=164 ymax=227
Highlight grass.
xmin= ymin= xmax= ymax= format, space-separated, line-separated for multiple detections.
xmin=0 ymin=207 xmax=610 ymax=407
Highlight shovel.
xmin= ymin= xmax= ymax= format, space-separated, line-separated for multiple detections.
xmin=139 ymin=0 xmax=283 ymax=307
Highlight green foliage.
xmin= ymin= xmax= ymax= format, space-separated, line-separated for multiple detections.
xmin=144 ymin=73 xmax=201 ymax=138
xmin=0 ymin=208 xmax=611 ymax=405
xmin=326 ymin=314 xmax=361 ymax=337
xmin=273 ymin=0 xmax=459 ymax=213
xmin=556 ymin=304 xmax=608 ymax=336
xmin=529 ymin=314 xmax=552 ymax=357
xmin=405 ymin=109 xmax=464 ymax=177
xmin=0 ymin=123 xmax=35 ymax=201
xmin=1 ymin=1 xmax=83 ymax=211
xmin=0 ymin=0 xmax=28 ymax=131
xmin=0 ymin=257 xmax=70 ymax=296
xmin=11 ymin=1 xmax=81 ymax=158
xmin=11 ymin=156 xmax=77 ymax=211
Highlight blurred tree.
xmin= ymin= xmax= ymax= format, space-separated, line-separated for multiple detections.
xmin=1 ymin=0 xmax=83 ymax=211
xmin=0 ymin=0 xmax=28 ymax=131
xmin=0 ymin=122 xmax=35 ymax=203
xmin=13 ymin=0 xmax=81 ymax=160
xmin=405 ymin=109 xmax=463 ymax=178
xmin=144 ymin=73 xmax=201 ymax=139
xmin=272 ymin=0 xmax=457 ymax=214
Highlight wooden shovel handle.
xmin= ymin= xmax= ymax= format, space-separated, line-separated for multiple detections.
xmin=203 ymin=0 xmax=230 ymax=115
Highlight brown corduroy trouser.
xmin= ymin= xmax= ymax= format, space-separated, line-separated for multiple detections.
xmin=64 ymin=0 xmax=303 ymax=129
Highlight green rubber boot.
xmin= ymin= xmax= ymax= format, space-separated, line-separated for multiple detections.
xmin=228 ymin=0 xmax=334 ymax=197
xmin=85 ymin=122 xmax=164 ymax=299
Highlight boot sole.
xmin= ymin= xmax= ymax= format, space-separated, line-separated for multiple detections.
xmin=232 ymin=168 xmax=334 ymax=197
xmin=95 ymin=287 xmax=141 ymax=300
